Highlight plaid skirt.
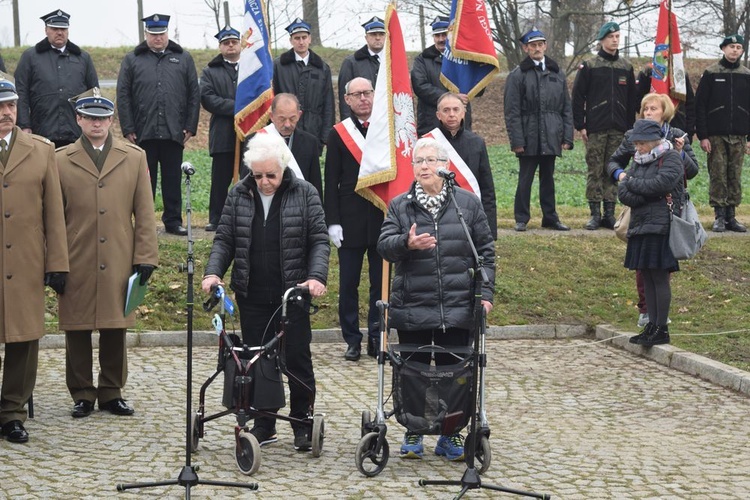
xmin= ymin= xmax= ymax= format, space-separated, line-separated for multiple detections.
xmin=624 ymin=233 xmax=679 ymax=272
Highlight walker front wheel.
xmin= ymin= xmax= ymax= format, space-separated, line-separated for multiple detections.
xmin=355 ymin=432 xmax=389 ymax=477
xmin=311 ymin=413 xmax=325 ymax=457
xmin=236 ymin=431 xmax=261 ymax=475
xmin=474 ymin=435 xmax=492 ymax=474
xmin=190 ymin=412 xmax=201 ymax=452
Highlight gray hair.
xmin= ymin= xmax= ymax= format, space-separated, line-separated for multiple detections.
xmin=243 ymin=133 xmax=291 ymax=171
xmin=413 ymin=137 xmax=448 ymax=159
xmin=344 ymin=77 xmax=373 ymax=94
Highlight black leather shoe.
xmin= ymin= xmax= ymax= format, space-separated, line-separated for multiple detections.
xmin=204 ymin=223 xmax=217 ymax=232
xmin=542 ymin=221 xmax=570 ymax=231
xmin=514 ymin=222 xmax=527 ymax=232
xmin=99 ymin=398 xmax=135 ymax=416
xmin=72 ymin=400 xmax=94 ymax=418
xmin=344 ymin=344 xmax=361 ymax=361
xmin=1 ymin=420 xmax=29 ymax=443
xmin=165 ymin=225 xmax=188 ymax=236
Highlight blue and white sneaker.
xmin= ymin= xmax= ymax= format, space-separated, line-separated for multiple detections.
xmin=400 ymin=432 xmax=424 ymax=459
xmin=435 ymin=433 xmax=464 ymax=461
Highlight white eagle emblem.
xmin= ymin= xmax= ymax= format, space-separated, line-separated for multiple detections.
xmin=393 ymin=92 xmax=416 ymax=157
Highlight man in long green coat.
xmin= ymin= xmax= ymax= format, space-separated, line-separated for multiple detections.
xmin=56 ymin=88 xmax=158 ymax=419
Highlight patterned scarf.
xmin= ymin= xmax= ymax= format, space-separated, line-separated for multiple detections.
xmin=414 ymin=181 xmax=447 ymax=216
xmin=633 ymin=139 xmax=672 ymax=165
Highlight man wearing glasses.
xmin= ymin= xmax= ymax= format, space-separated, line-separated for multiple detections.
xmin=56 ymin=88 xmax=158 ymax=419
xmin=324 ymin=77 xmax=383 ymax=361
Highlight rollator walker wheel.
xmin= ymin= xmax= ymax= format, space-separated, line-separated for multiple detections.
xmin=355 ymin=432 xmax=389 ymax=477
xmin=360 ymin=409 xmax=371 ymax=438
xmin=467 ymin=431 xmax=492 ymax=475
xmin=235 ymin=430 xmax=261 ymax=475
xmin=190 ymin=412 xmax=201 ymax=452
xmin=311 ymin=413 xmax=325 ymax=457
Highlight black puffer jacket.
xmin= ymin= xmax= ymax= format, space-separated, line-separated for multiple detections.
xmin=378 ymin=183 xmax=495 ymax=332
xmin=200 ymin=54 xmax=237 ymax=155
xmin=116 ymin=40 xmax=200 ymax=145
xmin=204 ymin=169 xmax=329 ymax=296
xmin=618 ymin=148 xmax=684 ymax=237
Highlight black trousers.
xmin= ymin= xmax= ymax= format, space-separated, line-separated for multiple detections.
xmin=141 ymin=139 xmax=184 ymax=227
xmin=514 ymin=155 xmax=560 ymax=225
xmin=236 ymin=295 xmax=315 ymax=432
xmin=208 ymin=152 xmax=237 ymax=225
xmin=337 ymin=245 xmax=382 ymax=347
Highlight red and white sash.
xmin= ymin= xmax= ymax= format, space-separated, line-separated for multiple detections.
xmin=423 ymin=128 xmax=481 ymax=198
xmin=333 ymin=117 xmax=366 ymax=164
xmin=257 ymin=124 xmax=304 ymax=180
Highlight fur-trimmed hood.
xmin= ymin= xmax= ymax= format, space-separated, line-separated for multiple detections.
xmin=518 ymin=56 xmax=561 ymax=73
xmin=278 ymin=48 xmax=325 ymax=69
xmin=35 ymin=38 xmax=82 ymax=55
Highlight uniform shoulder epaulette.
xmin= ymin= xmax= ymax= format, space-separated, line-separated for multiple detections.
xmin=30 ymin=134 xmax=52 ymax=145
xmin=125 ymin=142 xmax=144 ymax=152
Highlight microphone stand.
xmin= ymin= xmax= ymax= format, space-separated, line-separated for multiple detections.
xmin=418 ymin=177 xmax=549 ymax=500
xmin=116 ymin=166 xmax=257 ymax=497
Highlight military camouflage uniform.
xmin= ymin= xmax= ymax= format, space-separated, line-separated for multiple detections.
xmin=705 ymin=135 xmax=744 ymax=206
xmin=585 ymin=131 xmax=623 ymax=202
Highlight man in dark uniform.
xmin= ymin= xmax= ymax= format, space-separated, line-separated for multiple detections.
xmin=411 ymin=16 xmax=473 ymax=136
xmin=695 ymin=34 xmax=750 ymax=232
xmin=338 ymin=16 xmax=385 ymax=120
xmin=0 ymin=74 xmax=68 ymax=443
xmin=201 ymin=26 xmax=241 ymax=232
xmin=426 ymin=92 xmax=497 ymax=238
xmin=14 ymin=9 xmax=98 ymax=148
xmin=325 ymin=77 xmax=383 ymax=361
xmin=504 ymin=28 xmax=574 ymax=232
xmin=272 ymin=18 xmax=335 ymax=152
xmin=572 ymin=21 xmax=636 ymax=230
xmin=117 ymin=14 xmax=201 ymax=236
xmin=264 ymin=93 xmax=322 ymax=198
xmin=56 ymin=89 xmax=158 ymax=419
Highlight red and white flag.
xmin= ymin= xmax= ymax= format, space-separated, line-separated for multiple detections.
xmin=355 ymin=3 xmax=417 ymax=213
xmin=650 ymin=0 xmax=686 ymax=105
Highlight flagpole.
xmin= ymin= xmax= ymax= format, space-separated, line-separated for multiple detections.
xmin=233 ymin=136 xmax=241 ymax=184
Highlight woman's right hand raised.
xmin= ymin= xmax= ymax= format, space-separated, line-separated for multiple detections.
xmin=407 ymin=223 xmax=437 ymax=250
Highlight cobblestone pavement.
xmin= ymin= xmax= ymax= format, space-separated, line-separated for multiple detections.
xmin=2 ymin=338 xmax=749 ymax=499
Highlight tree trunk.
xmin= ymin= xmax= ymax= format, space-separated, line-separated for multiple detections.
xmin=302 ymin=0 xmax=321 ymax=47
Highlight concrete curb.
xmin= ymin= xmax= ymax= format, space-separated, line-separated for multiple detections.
xmin=595 ymin=324 xmax=750 ymax=397
xmin=38 ymin=323 xmax=750 ymax=398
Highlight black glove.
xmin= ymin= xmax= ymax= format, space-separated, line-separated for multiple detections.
xmin=44 ymin=272 xmax=67 ymax=295
xmin=133 ymin=264 xmax=155 ymax=286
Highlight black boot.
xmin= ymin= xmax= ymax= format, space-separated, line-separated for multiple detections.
xmin=712 ymin=206 xmax=726 ymax=232
xmin=585 ymin=202 xmax=601 ymax=230
xmin=629 ymin=322 xmax=654 ymax=344
xmin=725 ymin=205 xmax=747 ymax=232
xmin=641 ymin=325 xmax=670 ymax=347
xmin=601 ymin=201 xmax=617 ymax=229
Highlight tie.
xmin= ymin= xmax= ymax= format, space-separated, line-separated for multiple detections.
xmin=362 ymin=121 xmax=369 ymax=129
xmin=0 ymin=138 xmax=7 ymax=164
xmin=373 ymin=54 xmax=380 ymax=63
xmin=283 ymin=136 xmax=290 ymax=145
xmin=297 ymin=60 xmax=305 ymax=68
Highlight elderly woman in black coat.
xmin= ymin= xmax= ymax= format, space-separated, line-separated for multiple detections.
xmin=617 ymin=119 xmax=685 ymax=347
xmin=202 ymin=133 xmax=329 ymax=452
xmin=377 ymin=137 xmax=495 ymax=462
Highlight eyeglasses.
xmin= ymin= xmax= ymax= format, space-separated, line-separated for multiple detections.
xmin=412 ymin=156 xmax=447 ymax=166
xmin=346 ymin=90 xmax=374 ymax=99
xmin=251 ymin=172 xmax=278 ymax=180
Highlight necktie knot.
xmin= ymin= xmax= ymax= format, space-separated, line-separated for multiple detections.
xmin=0 ymin=139 xmax=7 ymax=150
xmin=362 ymin=121 xmax=369 ymax=129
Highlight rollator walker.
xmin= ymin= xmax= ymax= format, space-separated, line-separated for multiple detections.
xmin=192 ymin=285 xmax=324 ymax=475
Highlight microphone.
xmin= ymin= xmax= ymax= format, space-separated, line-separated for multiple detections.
xmin=181 ymin=162 xmax=196 ymax=176
xmin=436 ymin=167 xmax=456 ymax=180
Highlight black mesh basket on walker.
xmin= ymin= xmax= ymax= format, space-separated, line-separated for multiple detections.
xmin=391 ymin=345 xmax=473 ymax=436
xmin=221 ymin=333 xmax=286 ymax=410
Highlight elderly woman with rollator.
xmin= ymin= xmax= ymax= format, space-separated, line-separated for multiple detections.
xmin=377 ymin=137 xmax=495 ymax=462
xmin=202 ymin=133 xmax=329 ymax=452
xmin=615 ymin=118 xmax=687 ymax=347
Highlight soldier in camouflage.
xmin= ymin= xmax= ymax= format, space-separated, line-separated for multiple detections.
xmin=695 ymin=34 xmax=750 ymax=232
xmin=572 ymin=22 xmax=637 ymax=230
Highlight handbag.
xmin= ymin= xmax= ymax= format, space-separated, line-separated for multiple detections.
xmin=667 ymin=193 xmax=708 ymax=260
xmin=613 ymin=206 xmax=631 ymax=243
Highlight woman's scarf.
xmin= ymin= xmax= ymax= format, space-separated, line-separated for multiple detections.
xmin=633 ymin=138 xmax=673 ymax=165
xmin=414 ymin=181 xmax=447 ymax=216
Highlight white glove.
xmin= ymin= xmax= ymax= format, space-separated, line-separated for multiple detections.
xmin=328 ymin=224 xmax=344 ymax=248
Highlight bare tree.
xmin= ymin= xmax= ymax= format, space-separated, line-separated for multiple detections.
xmin=204 ymin=0 xmax=224 ymax=33
xmin=302 ymin=0 xmax=321 ymax=46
